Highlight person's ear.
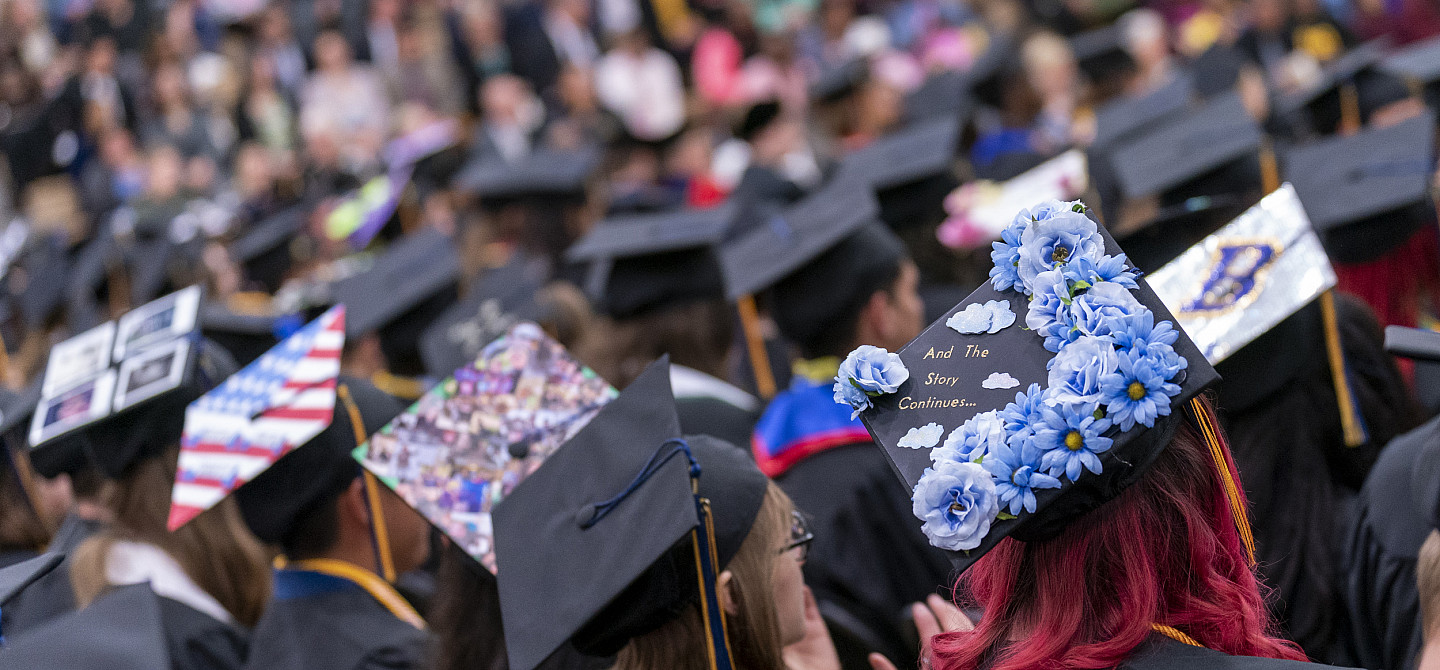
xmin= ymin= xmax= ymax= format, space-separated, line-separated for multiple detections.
xmin=337 ymin=478 xmax=371 ymax=530
xmin=858 ymin=289 xmax=894 ymax=345
xmin=717 ymin=569 xmax=738 ymax=616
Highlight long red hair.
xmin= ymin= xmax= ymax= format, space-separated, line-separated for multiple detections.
xmin=932 ymin=396 xmax=1307 ymax=670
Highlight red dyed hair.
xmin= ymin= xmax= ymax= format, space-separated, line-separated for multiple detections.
xmin=932 ymin=396 xmax=1307 ymax=670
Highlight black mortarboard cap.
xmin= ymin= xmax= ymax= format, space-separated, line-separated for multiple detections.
xmin=18 ymin=235 xmax=71 ymax=332
xmin=1071 ymin=24 xmax=1135 ymax=85
xmin=198 ymin=301 xmax=288 ymax=368
xmin=124 ymin=238 xmax=176 ymax=307
xmin=1380 ymin=34 xmax=1440 ymax=85
xmin=736 ymin=101 xmax=783 ymax=142
xmin=7 ymin=380 xmax=90 ymax=479
xmin=235 ymin=376 xmax=403 ymax=545
xmin=1385 ymin=325 xmax=1440 ymax=362
xmin=857 ymin=208 xmax=1218 ymax=573
xmin=64 ymin=236 xmax=114 ymax=332
xmin=456 ymin=146 xmax=600 ymax=205
xmin=837 ymin=116 xmax=961 ymax=194
xmin=492 ymin=359 xmax=768 ymax=670
xmin=1286 ymin=110 xmax=1436 ymax=263
xmin=1276 ymin=38 xmax=1392 ymax=134
xmin=903 ymin=70 xmax=977 ymax=124
xmin=336 ymin=229 xmax=461 ymax=338
xmin=1092 ymin=74 xmax=1194 ymax=149
xmin=719 ymin=175 xmax=887 ymax=300
xmin=229 ymin=206 xmax=308 ymax=293
xmin=419 ymin=257 xmax=547 ymax=377
xmin=568 ymin=206 xmax=733 ymax=318
xmin=810 ymin=59 xmax=870 ymax=102
xmin=0 ymin=582 xmax=169 ymax=668
xmin=1108 ymin=91 xmax=1263 ymax=199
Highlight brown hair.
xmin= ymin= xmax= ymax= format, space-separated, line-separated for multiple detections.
xmin=577 ymin=300 xmax=735 ymax=388
xmin=614 ymin=482 xmax=792 ymax=670
xmin=70 ymin=446 xmax=272 ymax=627
xmin=0 ymin=447 xmax=53 ymax=553
xmin=1418 ymin=530 xmax=1440 ymax=642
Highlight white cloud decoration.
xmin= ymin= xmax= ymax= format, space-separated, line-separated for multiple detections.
xmin=946 ymin=300 xmax=1016 ymax=335
xmin=981 ymin=372 xmax=1021 ymax=390
xmin=897 ymin=422 xmax=945 ymax=449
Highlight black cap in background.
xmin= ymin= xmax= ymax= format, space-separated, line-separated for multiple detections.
xmin=1071 ymin=23 xmax=1136 ymax=92
xmin=837 ymin=117 xmax=961 ymax=230
xmin=1108 ymin=90 xmax=1264 ymax=200
xmin=228 ymin=206 xmax=309 ymax=294
xmin=1286 ymin=109 xmax=1436 ymax=263
xmin=335 ymin=228 xmax=461 ymax=340
xmin=1275 ymin=38 xmax=1392 ymax=135
xmin=1386 ymin=325 xmax=1440 ymax=362
xmin=419 ymin=256 xmax=548 ymax=377
xmin=1117 ymin=194 xmax=1254 ymax=273
xmin=492 ymin=359 xmax=767 ymax=670
xmin=568 ymin=206 xmax=733 ymax=318
xmin=456 ymin=146 xmax=600 ymax=207
xmin=1092 ymin=73 xmax=1194 ymax=149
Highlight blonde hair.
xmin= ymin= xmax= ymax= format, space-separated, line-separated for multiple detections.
xmin=1419 ymin=530 xmax=1440 ymax=642
xmin=614 ymin=482 xmax=793 ymax=670
xmin=70 ymin=446 xmax=272 ymax=627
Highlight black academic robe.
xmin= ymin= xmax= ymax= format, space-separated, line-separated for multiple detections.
xmin=1120 ymin=636 xmax=1357 ymax=670
xmin=244 ymin=580 xmax=432 ymax=670
xmin=1334 ymin=415 xmax=1439 ymax=670
xmin=159 ymin=597 xmax=249 ymax=670
xmin=776 ymin=443 xmax=954 ymax=670
xmin=671 ymin=366 xmax=761 ymax=449
xmin=1 ymin=513 xmax=104 ymax=635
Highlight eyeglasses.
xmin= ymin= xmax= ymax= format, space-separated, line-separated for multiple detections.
xmin=778 ymin=509 xmax=814 ymax=561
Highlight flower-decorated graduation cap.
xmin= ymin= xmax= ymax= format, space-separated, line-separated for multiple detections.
xmin=1286 ymin=110 xmax=1437 ymax=264
xmin=491 ymin=358 xmax=769 ymax=670
xmin=842 ymin=200 xmax=1229 ymax=571
xmin=566 ymin=205 xmax=734 ymax=318
xmin=354 ymin=323 xmax=617 ymax=572
xmin=167 ymin=305 xmax=346 ymax=530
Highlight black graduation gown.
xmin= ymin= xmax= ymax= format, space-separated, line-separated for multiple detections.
xmin=158 ymin=597 xmax=249 ymax=670
xmin=776 ymin=443 xmax=954 ymax=670
xmin=1334 ymin=415 xmax=1440 ymax=670
xmin=1 ymin=513 xmax=104 ymax=635
xmin=244 ymin=576 xmax=432 ymax=670
xmin=671 ymin=366 xmax=762 ymax=448
xmin=1121 ymin=636 xmax=1357 ymax=669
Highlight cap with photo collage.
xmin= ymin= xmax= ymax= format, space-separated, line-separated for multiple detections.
xmin=567 ymin=205 xmax=734 ymax=319
xmin=353 ymin=322 xmax=617 ymax=579
xmin=419 ymin=254 xmax=549 ymax=378
xmin=836 ymin=199 xmax=1246 ymax=574
xmin=491 ymin=357 xmax=770 ymax=670
xmin=835 ymin=117 xmax=961 ymax=231
xmin=1285 ymin=109 xmax=1437 ymax=264
xmin=28 ymin=286 xmax=235 ymax=478
xmin=719 ymin=175 xmax=906 ymax=351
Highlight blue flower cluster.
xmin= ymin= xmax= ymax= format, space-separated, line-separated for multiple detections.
xmin=910 ymin=200 xmax=1185 ymax=551
xmin=833 ymin=344 xmax=910 ymax=419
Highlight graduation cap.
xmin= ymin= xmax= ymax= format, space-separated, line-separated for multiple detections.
xmin=902 ymin=70 xmax=977 ymax=124
xmin=810 ymin=59 xmax=871 ymax=103
xmin=1071 ymin=24 xmax=1136 ymax=87
xmin=735 ymin=101 xmax=783 ymax=143
xmin=719 ymin=177 xmax=906 ymax=353
xmin=492 ymin=358 xmax=769 ymax=670
xmin=567 ymin=206 xmax=733 ymax=318
xmin=228 ymin=206 xmax=309 ymax=294
xmin=1275 ymin=38 xmax=1393 ymax=134
xmin=1091 ymin=73 xmax=1194 ymax=149
xmin=2 ymin=381 xmax=89 ymax=479
xmin=1385 ymin=324 xmax=1440 ymax=362
xmin=456 ymin=146 xmax=600 ymax=205
xmin=936 ymin=149 xmax=1090 ymax=249
xmin=198 ymin=299 xmax=293 ymax=368
xmin=355 ymin=323 xmax=617 ymax=573
xmin=1146 ymin=185 xmax=1334 ymax=364
xmin=1380 ymin=34 xmax=1440 ymax=107
xmin=851 ymin=200 xmax=1222 ymax=572
xmin=231 ymin=375 xmax=403 ymax=546
xmin=835 ymin=117 xmax=961 ymax=230
xmin=17 ymin=233 xmax=72 ymax=333
xmin=419 ymin=256 xmax=548 ymax=377
xmin=1108 ymin=90 xmax=1263 ymax=200
xmin=167 ymin=306 xmax=346 ymax=530
xmin=1285 ymin=109 xmax=1436 ymax=264
xmin=333 ymin=229 xmax=461 ymax=374
xmin=0 ymin=582 xmax=169 ymax=668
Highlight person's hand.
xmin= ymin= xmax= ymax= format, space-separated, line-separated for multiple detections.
xmin=867 ymin=594 xmax=974 ymax=670
xmin=782 ymin=587 xmax=841 ymax=670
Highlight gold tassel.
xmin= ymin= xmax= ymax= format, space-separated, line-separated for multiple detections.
xmin=1319 ymin=291 xmax=1367 ymax=447
xmin=1189 ymin=398 xmax=1256 ymax=566
xmin=339 ymin=384 xmax=398 ymax=583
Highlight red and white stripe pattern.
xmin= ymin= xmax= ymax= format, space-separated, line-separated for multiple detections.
xmin=168 ymin=306 xmax=346 ymax=530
